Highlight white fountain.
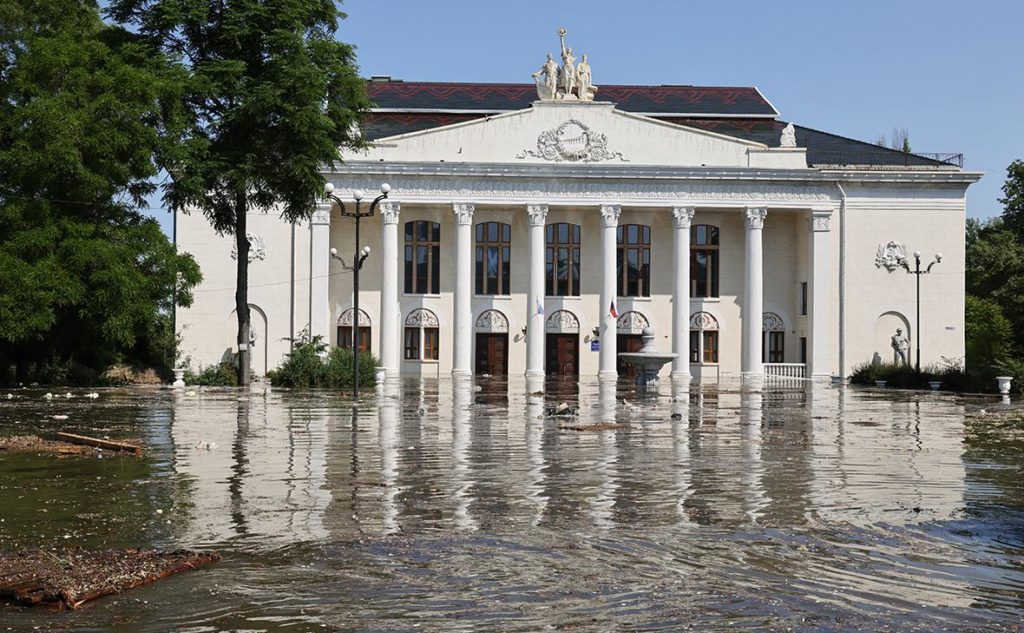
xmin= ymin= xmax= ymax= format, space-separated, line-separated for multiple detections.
xmin=617 ymin=327 xmax=678 ymax=390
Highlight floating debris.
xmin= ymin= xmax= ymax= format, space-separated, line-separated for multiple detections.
xmin=0 ymin=549 xmax=220 ymax=609
xmin=0 ymin=434 xmax=143 ymax=457
xmin=560 ymin=422 xmax=626 ymax=432
xmin=54 ymin=432 xmax=143 ymax=456
xmin=85 ymin=393 xmax=99 ymax=399
xmin=544 ymin=402 xmax=578 ymax=417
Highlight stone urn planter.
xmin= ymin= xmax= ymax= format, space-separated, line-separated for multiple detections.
xmin=996 ymin=376 xmax=1013 ymax=395
xmin=929 ymin=381 xmax=941 ymax=391
xmin=874 ymin=380 xmax=887 ymax=388
xmin=172 ymin=368 xmax=186 ymax=389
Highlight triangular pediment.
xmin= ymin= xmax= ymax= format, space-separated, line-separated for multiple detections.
xmin=345 ymin=101 xmax=806 ymax=169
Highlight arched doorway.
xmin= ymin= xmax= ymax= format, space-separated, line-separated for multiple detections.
xmin=616 ymin=311 xmax=650 ymax=378
xmin=545 ymin=310 xmax=579 ymax=376
xmin=475 ymin=309 xmax=509 ymax=375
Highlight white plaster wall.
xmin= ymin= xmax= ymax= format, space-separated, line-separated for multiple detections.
xmin=841 ymin=184 xmax=967 ymax=373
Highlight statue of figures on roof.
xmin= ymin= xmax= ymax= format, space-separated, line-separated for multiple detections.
xmin=532 ymin=53 xmax=558 ymax=100
xmin=780 ymin=122 xmax=797 ymax=147
xmin=531 ymin=28 xmax=597 ymax=102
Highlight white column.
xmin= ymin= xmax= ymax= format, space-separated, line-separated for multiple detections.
xmin=599 ymin=204 xmax=621 ymax=380
xmin=310 ymin=201 xmax=332 ymax=342
xmin=452 ymin=203 xmax=474 ymax=376
xmin=526 ymin=204 xmax=548 ymax=378
xmin=379 ymin=201 xmax=401 ymax=378
xmin=809 ymin=208 xmax=833 ymax=380
xmin=742 ymin=207 xmax=767 ymax=377
xmin=671 ymin=207 xmax=695 ymax=381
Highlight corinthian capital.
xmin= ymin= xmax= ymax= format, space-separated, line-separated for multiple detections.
xmin=671 ymin=206 xmax=696 ymax=229
xmin=600 ymin=204 xmax=621 ymax=227
xmin=744 ymin=207 xmax=767 ymax=230
xmin=527 ymin=203 xmax=549 ymax=227
xmin=379 ymin=201 xmax=401 ymax=225
xmin=453 ymin=203 xmax=474 ymax=225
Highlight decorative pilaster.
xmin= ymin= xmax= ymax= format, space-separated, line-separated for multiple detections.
xmin=671 ymin=207 xmax=696 ymax=380
xmin=310 ymin=200 xmax=332 ymax=343
xmin=742 ymin=207 xmax=767 ymax=377
xmin=526 ymin=204 xmax=549 ymax=379
xmin=809 ymin=208 xmax=833 ymax=380
xmin=599 ymin=204 xmax=621 ymax=380
xmin=379 ymin=201 xmax=401 ymax=378
xmin=452 ymin=203 xmax=474 ymax=376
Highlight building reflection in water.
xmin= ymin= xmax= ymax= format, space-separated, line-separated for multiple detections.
xmin=525 ymin=375 xmax=548 ymax=526
xmin=590 ymin=380 xmax=619 ymax=530
xmin=451 ymin=377 xmax=477 ymax=531
xmin=378 ymin=380 xmax=401 ymax=535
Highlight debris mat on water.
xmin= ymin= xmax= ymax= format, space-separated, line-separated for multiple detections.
xmin=0 ymin=549 xmax=220 ymax=609
xmin=560 ymin=422 xmax=626 ymax=432
xmin=0 ymin=434 xmax=142 ymax=457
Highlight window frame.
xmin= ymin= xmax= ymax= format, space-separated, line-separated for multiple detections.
xmin=800 ymin=282 xmax=808 ymax=316
xmin=338 ymin=326 xmax=371 ymax=353
xmin=763 ymin=330 xmax=785 ymax=363
xmin=690 ymin=224 xmax=720 ymax=298
xmin=689 ymin=329 xmax=719 ymax=364
xmin=475 ymin=221 xmax=512 ymax=296
xmin=404 ymin=220 xmax=441 ymax=295
xmin=616 ymin=224 xmax=651 ymax=297
xmin=545 ymin=222 xmax=581 ymax=297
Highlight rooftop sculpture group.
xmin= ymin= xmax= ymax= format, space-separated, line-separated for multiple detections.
xmin=532 ymin=28 xmax=597 ymax=102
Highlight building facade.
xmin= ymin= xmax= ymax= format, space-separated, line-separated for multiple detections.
xmin=176 ymin=63 xmax=979 ymax=383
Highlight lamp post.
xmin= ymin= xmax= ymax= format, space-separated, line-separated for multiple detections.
xmin=899 ymin=250 xmax=942 ymax=373
xmin=325 ymin=182 xmax=390 ymax=397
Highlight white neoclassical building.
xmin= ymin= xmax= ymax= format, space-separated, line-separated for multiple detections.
xmin=176 ymin=47 xmax=980 ymax=383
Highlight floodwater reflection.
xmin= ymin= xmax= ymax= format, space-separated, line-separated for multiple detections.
xmin=0 ymin=377 xmax=1022 ymax=630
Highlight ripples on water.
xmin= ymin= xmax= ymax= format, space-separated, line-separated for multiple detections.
xmin=1 ymin=377 xmax=1022 ymax=631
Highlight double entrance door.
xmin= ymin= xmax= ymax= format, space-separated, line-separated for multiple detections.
xmin=546 ymin=333 xmax=579 ymax=376
xmin=475 ymin=333 xmax=508 ymax=375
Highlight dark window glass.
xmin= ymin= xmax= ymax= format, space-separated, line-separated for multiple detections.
xmin=475 ymin=222 xmax=511 ymax=296
xmin=801 ymin=282 xmax=808 ymax=316
xmin=404 ymin=221 xmax=440 ymax=294
xmin=545 ymin=223 xmax=581 ymax=297
xmin=404 ymin=327 xmax=420 ymax=360
xmin=689 ymin=330 xmax=700 ymax=363
xmin=617 ymin=224 xmax=651 ymax=297
xmin=423 ymin=328 xmax=439 ymax=360
xmin=768 ymin=331 xmax=785 ymax=363
xmin=691 ymin=224 xmax=719 ymax=298
xmin=338 ymin=326 xmax=371 ymax=352
xmin=800 ymin=337 xmax=808 ymax=364
xmin=703 ymin=331 xmax=719 ymax=363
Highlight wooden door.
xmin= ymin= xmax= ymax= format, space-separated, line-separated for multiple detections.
xmin=546 ymin=333 xmax=579 ymax=376
xmin=475 ymin=333 xmax=508 ymax=376
xmin=617 ymin=334 xmax=643 ymax=378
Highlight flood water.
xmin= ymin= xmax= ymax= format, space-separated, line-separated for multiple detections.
xmin=1 ymin=377 xmax=1023 ymax=631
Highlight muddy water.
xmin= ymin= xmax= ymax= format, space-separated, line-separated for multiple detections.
xmin=1 ymin=378 xmax=1022 ymax=631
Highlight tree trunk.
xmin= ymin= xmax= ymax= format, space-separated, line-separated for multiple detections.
xmin=235 ymin=193 xmax=251 ymax=386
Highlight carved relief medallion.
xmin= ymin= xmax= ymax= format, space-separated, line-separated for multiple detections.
xmin=231 ymin=234 xmax=266 ymax=262
xmin=518 ymin=119 xmax=627 ymax=163
xmin=875 ymin=241 xmax=908 ymax=271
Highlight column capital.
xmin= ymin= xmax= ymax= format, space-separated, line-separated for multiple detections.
xmin=810 ymin=208 xmax=833 ymax=232
xmin=744 ymin=207 xmax=767 ymax=230
xmin=452 ymin=203 xmax=474 ymax=226
xmin=379 ymin=201 xmax=401 ymax=225
xmin=671 ymin=206 xmax=696 ymax=229
xmin=312 ymin=201 xmax=332 ymax=225
xmin=527 ymin=203 xmax=549 ymax=226
xmin=600 ymin=204 xmax=621 ymax=227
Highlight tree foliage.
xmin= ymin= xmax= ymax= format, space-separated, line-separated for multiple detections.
xmin=999 ymin=160 xmax=1024 ymax=239
xmin=0 ymin=0 xmax=200 ymax=381
xmin=106 ymin=0 xmax=370 ymax=384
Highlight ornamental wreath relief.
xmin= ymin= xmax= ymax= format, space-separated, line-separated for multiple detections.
xmin=517 ymin=119 xmax=628 ymax=163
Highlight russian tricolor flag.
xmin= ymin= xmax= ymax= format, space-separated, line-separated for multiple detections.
xmin=609 ymin=301 xmax=618 ymax=318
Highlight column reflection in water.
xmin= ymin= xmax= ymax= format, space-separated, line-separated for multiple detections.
xmin=758 ymin=385 xmax=813 ymax=527
xmin=590 ymin=380 xmax=619 ymax=530
xmin=451 ymin=377 xmax=477 ymax=531
xmin=739 ymin=387 xmax=766 ymax=523
xmin=525 ymin=375 xmax=548 ymax=526
xmin=671 ymin=379 xmax=693 ymax=525
xmin=378 ymin=381 xmax=400 ymax=536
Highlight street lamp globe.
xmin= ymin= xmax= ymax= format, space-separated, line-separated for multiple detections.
xmin=913 ymin=250 xmax=922 ymax=260
xmin=324 ymin=182 xmax=335 ymax=195
xmin=935 ymin=253 xmax=943 ymax=262
xmin=329 ymin=247 xmax=338 ymax=257
xmin=361 ymin=246 xmax=371 ymax=256
xmin=353 ymin=189 xmax=364 ymax=201
xmin=380 ymin=183 xmax=391 ymax=194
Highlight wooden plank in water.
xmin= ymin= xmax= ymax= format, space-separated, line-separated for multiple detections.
xmin=54 ymin=432 xmax=143 ymax=455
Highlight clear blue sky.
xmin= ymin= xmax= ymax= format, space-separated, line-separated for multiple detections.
xmin=146 ymin=0 xmax=1023 ymax=233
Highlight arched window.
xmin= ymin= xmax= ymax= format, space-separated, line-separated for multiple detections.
xmin=762 ymin=312 xmax=785 ymax=363
xmin=617 ymin=224 xmax=651 ymax=297
xmin=475 ymin=222 xmax=511 ymax=295
xmin=404 ymin=309 xmax=440 ymax=361
xmin=545 ymin=223 xmax=581 ymax=296
xmin=337 ymin=308 xmax=371 ymax=352
xmin=691 ymin=224 xmax=719 ymax=298
xmin=689 ymin=311 xmax=719 ymax=364
xmin=404 ymin=221 xmax=440 ymax=294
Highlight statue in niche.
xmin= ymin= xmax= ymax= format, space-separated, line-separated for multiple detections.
xmin=531 ymin=28 xmax=597 ymax=102
xmin=891 ymin=328 xmax=910 ymax=366
xmin=532 ymin=53 xmax=559 ymax=101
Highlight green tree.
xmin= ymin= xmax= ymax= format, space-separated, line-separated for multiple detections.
xmin=106 ymin=0 xmax=370 ymax=384
xmin=999 ymin=160 xmax=1024 ymax=239
xmin=964 ymin=295 xmax=1012 ymax=375
xmin=0 ymin=0 xmax=200 ymax=382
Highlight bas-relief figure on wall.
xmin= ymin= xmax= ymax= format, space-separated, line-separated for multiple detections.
xmin=532 ymin=28 xmax=597 ymax=102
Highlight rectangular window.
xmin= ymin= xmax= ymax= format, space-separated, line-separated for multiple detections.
xmin=475 ymin=222 xmax=511 ymax=296
xmin=617 ymin=224 xmax=651 ymax=297
xmin=546 ymin=223 xmax=581 ymax=297
xmin=801 ymin=282 xmax=808 ymax=316
xmin=689 ymin=330 xmax=700 ymax=363
xmin=768 ymin=331 xmax=784 ymax=363
xmin=703 ymin=331 xmax=719 ymax=363
xmin=800 ymin=337 xmax=808 ymax=364
xmin=691 ymin=224 xmax=720 ymax=298
xmin=338 ymin=326 xmax=371 ymax=352
xmin=423 ymin=328 xmax=439 ymax=360
xmin=404 ymin=327 xmax=420 ymax=360
xmin=404 ymin=221 xmax=441 ymax=295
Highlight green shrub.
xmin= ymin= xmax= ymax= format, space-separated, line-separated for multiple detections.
xmin=267 ymin=335 xmax=377 ymax=389
xmin=185 ymin=362 xmax=238 ymax=386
